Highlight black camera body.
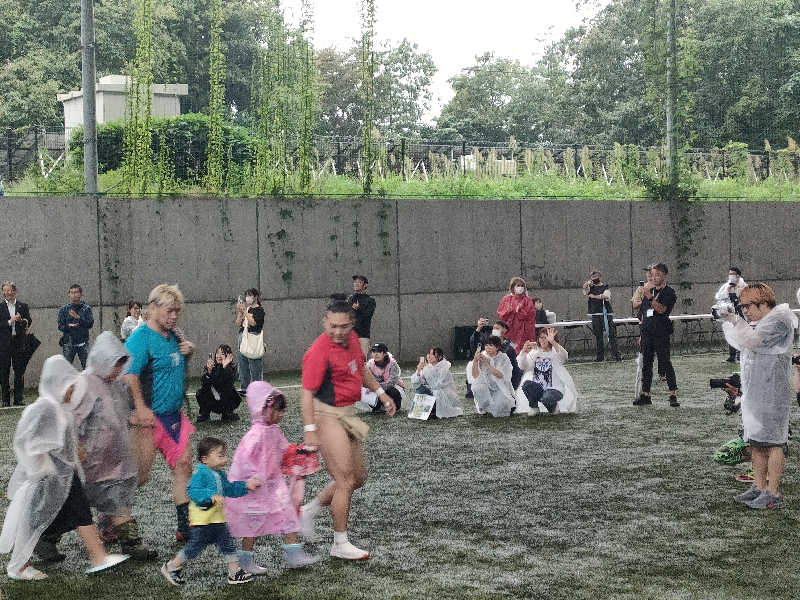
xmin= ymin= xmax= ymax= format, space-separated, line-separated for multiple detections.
xmin=710 ymin=373 xmax=741 ymax=390
xmin=792 ymin=355 xmax=800 ymax=366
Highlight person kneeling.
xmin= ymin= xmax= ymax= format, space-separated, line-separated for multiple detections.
xmin=517 ymin=327 xmax=577 ymax=415
xmin=467 ymin=336 xmax=515 ymax=417
xmin=410 ymin=347 xmax=463 ymax=418
xmin=196 ymin=345 xmax=241 ymax=422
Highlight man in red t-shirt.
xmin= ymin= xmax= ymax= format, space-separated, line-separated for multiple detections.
xmin=299 ymin=296 xmax=395 ymax=560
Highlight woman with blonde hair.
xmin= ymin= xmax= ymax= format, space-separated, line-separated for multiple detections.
xmin=497 ymin=276 xmax=536 ymax=350
xmin=720 ymin=283 xmax=797 ymax=509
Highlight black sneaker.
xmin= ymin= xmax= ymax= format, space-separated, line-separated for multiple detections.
xmin=633 ymin=394 xmax=652 ymax=406
xmin=669 ymin=395 xmax=680 ymax=407
xmin=160 ymin=562 xmax=185 ymax=586
xmin=196 ymin=413 xmax=210 ymax=423
xmin=228 ymin=568 xmax=253 ymax=585
xmin=221 ymin=412 xmax=240 ymax=422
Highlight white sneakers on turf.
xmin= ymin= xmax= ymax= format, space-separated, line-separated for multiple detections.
xmin=330 ymin=542 xmax=370 ymax=560
xmin=299 ymin=505 xmax=321 ymax=542
xmin=85 ymin=553 xmax=130 ymax=574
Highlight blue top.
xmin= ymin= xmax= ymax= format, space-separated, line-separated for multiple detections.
xmin=187 ymin=463 xmax=248 ymax=525
xmin=57 ymin=302 xmax=94 ymax=345
xmin=125 ymin=324 xmax=185 ymax=414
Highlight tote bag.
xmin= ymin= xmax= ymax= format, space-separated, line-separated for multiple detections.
xmin=239 ymin=323 xmax=265 ymax=359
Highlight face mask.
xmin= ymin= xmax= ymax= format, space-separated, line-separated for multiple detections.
xmin=592 ymin=278 xmax=601 ymax=284
xmin=514 ymin=286 xmax=525 ymax=295
xmin=728 ymin=274 xmax=738 ymax=284
xmin=245 ymin=296 xmax=254 ymax=304
xmin=491 ymin=328 xmax=502 ymax=337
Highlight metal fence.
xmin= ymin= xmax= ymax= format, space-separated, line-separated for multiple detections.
xmin=1 ymin=124 xmax=792 ymax=184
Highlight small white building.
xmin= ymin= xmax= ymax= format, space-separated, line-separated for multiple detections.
xmin=57 ymin=74 xmax=188 ymax=135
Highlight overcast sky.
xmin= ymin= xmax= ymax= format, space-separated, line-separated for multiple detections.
xmin=284 ymin=0 xmax=608 ymax=120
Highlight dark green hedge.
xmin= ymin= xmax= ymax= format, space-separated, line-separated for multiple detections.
xmin=70 ymin=113 xmax=257 ymax=180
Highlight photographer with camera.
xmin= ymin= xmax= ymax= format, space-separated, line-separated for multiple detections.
xmin=714 ymin=267 xmax=746 ymax=363
xmin=719 ymin=283 xmax=798 ymax=509
xmin=634 ymin=263 xmax=679 ymax=408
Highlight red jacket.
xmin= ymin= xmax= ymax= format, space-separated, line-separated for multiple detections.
xmin=497 ymin=294 xmax=536 ymax=350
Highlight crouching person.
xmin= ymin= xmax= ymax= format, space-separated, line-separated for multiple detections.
xmin=467 ymin=336 xmax=515 ymax=417
xmin=364 ymin=343 xmax=405 ymax=412
xmin=67 ymin=331 xmax=156 ymax=560
xmin=0 ymin=356 xmax=129 ymax=580
xmin=517 ymin=327 xmax=577 ymax=415
xmin=410 ymin=347 xmax=463 ymax=418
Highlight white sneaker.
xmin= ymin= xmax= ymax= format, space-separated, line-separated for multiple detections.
xmin=299 ymin=505 xmax=321 ymax=542
xmin=330 ymin=542 xmax=370 ymax=560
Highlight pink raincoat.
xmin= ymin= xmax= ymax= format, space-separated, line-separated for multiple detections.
xmin=226 ymin=381 xmax=299 ymax=537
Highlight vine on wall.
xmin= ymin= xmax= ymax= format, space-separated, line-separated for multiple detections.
xmin=121 ymin=0 xmax=154 ymax=194
xmin=205 ymin=0 xmax=227 ymax=192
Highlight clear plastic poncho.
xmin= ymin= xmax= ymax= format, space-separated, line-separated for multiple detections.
xmin=515 ymin=345 xmax=578 ymax=414
xmin=723 ymin=303 xmax=798 ymax=444
xmin=467 ymin=351 xmax=516 ymax=416
xmin=0 ymin=356 xmax=82 ymax=575
xmin=72 ymin=332 xmax=136 ymax=492
xmin=410 ymin=359 xmax=463 ymax=418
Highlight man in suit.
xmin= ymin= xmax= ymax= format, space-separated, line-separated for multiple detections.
xmin=0 ymin=281 xmax=32 ymax=406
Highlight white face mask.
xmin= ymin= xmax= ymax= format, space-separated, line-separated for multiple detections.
xmin=491 ymin=328 xmax=502 ymax=337
xmin=514 ymin=286 xmax=525 ymax=295
xmin=245 ymin=295 xmax=254 ymax=304
xmin=728 ymin=274 xmax=738 ymax=284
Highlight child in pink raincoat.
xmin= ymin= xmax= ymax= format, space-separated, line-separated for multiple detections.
xmin=225 ymin=381 xmax=319 ymax=573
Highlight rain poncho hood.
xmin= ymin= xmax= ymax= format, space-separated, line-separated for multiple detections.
xmin=410 ymin=359 xmax=463 ymax=418
xmin=723 ymin=303 xmax=798 ymax=444
xmin=0 ymin=356 xmax=81 ymax=576
xmin=71 ymin=331 xmax=136 ymax=490
xmin=515 ymin=344 xmax=578 ymax=414
xmin=226 ymin=381 xmax=300 ymax=537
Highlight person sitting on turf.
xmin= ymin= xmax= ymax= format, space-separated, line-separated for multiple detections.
xmin=467 ymin=336 xmax=516 ymax=417
xmin=364 ymin=343 xmax=405 ymax=412
xmin=517 ymin=327 xmax=578 ymax=415
xmin=196 ymin=344 xmax=241 ymax=423
xmin=410 ymin=347 xmax=463 ymax=418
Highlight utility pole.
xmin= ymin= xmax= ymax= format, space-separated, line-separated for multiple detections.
xmin=665 ymin=0 xmax=678 ymax=187
xmin=81 ymin=0 xmax=98 ymax=194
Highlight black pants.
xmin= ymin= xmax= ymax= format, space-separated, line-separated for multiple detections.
xmin=591 ymin=315 xmax=619 ymax=360
xmin=196 ymin=387 xmax=241 ymax=416
xmin=641 ymin=334 xmax=677 ymax=393
xmin=0 ymin=338 xmax=26 ymax=405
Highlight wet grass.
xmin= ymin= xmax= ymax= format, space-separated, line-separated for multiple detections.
xmin=1 ymin=351 xmax=798 ymax=599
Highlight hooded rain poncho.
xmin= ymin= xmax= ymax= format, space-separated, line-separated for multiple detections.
xmin=72 ymin=331 xmax=136 ymax=514
xmin=515 ymin=344 xmax=578 ymax=414
xmin=0 ymin=356 xmax=82 ymax=576
xmin=225 ymin=381 xmax=300 ymax=537
xmin=723 ymin=303 xmax=798 ymax=444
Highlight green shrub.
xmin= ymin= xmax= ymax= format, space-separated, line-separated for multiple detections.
xmin=70 ymin=113 xmax=257 ymax=181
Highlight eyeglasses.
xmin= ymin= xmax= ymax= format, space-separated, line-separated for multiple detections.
xmin=739 ymin=302 xmax=761 ymax=311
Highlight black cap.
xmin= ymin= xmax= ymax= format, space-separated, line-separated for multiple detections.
xmin=641 ymin=265 xmax=653 ymax=272
xmin=352 ymin=274 xmax=368 ymax=284
xmin=370 ymin=342 xmax=388 ymax=353
xmin=652 ymin=263 xmax=669 ymax=274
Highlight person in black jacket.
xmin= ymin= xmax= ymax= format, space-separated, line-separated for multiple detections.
xmin=348 ymin=275 xmax=376 ymax=358
xmin=196 ymin=344 xmax=241 ymax=422
xmin=0 ymin=281 xmax=32 ymax=406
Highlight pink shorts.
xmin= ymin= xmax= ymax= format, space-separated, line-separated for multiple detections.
xmin=152 ymin=410 xmax=195 ymax=468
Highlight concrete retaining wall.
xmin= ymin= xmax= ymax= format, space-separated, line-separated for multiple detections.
xmin=2 ymin=196 xmax=798 ymax=384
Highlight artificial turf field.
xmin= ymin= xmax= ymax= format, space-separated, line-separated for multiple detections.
xmin=1 ymin=351 xmax=799 ymax=600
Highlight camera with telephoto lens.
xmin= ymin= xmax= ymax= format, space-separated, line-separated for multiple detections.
xmin=710 ymin=373 xmax=741 ymax=390
xmin=710 ymin=373 xmax=742 ymax=414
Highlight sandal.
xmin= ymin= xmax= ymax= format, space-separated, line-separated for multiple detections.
xmin=8 ymin=566 xmax=48 ymax=580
